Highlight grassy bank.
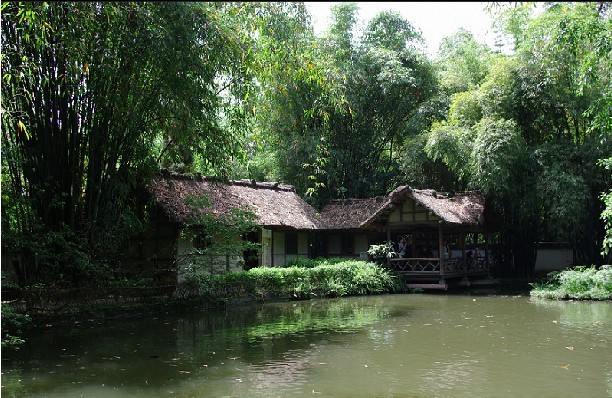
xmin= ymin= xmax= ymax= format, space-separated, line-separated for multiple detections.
xmin=176 ymin=259 xmax=405 ymax=302
xmin=2 ymin=259 xmax=404 ymax=348
xmin=529 ymin=265 xmax=612 ymax=300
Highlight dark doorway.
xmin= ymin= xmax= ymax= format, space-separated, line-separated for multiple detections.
xmin=243 ymin=231 xmax=259 ymax=270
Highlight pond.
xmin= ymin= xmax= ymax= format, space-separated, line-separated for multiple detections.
xmin=2 ymin=293 xmax=611 ymax=397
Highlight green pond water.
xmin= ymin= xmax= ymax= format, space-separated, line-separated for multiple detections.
xmin=2 ymin=293 xmax=611 ymax=397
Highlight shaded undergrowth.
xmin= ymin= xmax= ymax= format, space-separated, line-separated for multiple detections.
xmin=177 ymin=259 xmax=405 ymax=302
xmin=2 ymin=259 xmax=404 ymax=349
xmin=529 ymin=265 xmax=612 ymax=300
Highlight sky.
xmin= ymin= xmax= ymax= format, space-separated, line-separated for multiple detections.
xmin=304 ymin=2 xmax=502 ymax=57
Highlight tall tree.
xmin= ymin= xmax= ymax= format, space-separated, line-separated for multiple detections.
xmin=322 ymin=9 xmax=437 ymax=199
xmin=277 ymin=5 xmax=437 ymax=204
xmin=511 ymin=2 xmax=610 ymax=265
xmin=436 ymin=28 xmax=496 ymax=95
xmin=424 ymin=2 xmax=611 ymax=276
xmin=232 ymin=2 xmax=326 ymax=201
xmin=396 ymin=29 xmax=496 ymax=192
xmin=1 ymin=2 xmax=255 ymax=286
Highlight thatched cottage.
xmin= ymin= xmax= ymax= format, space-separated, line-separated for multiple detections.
xmin=124 ymin=173 xmax=324 ymax=283
xmin=126 ymin=172 xmax=497 ymax=287
xmin=319 ymin=186 xmax=495 ymax=287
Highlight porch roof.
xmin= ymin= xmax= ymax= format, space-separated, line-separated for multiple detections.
xmin=320 ymin=186 xmax=485 ymax=229
xmin=149 ymin=173 xmax=486 ymax=231
xmin=319 ymin=196 xmax=388 ymax=229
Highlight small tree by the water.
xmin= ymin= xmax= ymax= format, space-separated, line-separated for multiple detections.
xmin=179 ymin=194 xmax=260 ymax=276
xmin=530 ymin=265 xmax=612 ymax=301
xmin=367 ymin=242 xmax=397 ymax=264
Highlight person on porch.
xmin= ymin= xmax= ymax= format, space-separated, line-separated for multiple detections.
xmin=398 ymin=236 xmax=407 ymax=258
xmin=443 ymin=240 xmax=452 ymax=259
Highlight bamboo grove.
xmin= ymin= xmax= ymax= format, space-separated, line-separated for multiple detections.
xmin=1 ymin=2 xmax=610 ymax=288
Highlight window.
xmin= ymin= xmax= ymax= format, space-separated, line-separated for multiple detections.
xmin=285 ymin=233 xmax=298 ymax=255
xmin=193 ymin=233 xmax=211 ymax=250
xmin=342 ymin=235 xmax=353 ymax=255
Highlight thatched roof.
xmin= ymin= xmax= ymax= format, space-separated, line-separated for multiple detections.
xmin=408 ymin=188 xmax=484 ymax=225
xmin=148 ymin=173 xmax=323 ymax=229
xmin=319 ymin=197 xmax=389 ymax=229
xmin=149 ymin=173 xmax=485 ymax=231
xmin=320 ymin=186 xmax=485 ymax=229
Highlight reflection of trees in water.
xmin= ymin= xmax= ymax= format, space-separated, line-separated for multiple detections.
xmin=2 ymin=297 xmax=403 ymax=396
xmin=244 ymin=353 xmax=314 ymax=392
xmin=171 ymin=297 xmax=400 ymax=396
xmin=6 ymin=296 xmax=610 ymax=397
xmin=174 ymin=297 xmax=398 ymax=365
xmin=530 ymin=298 xmax=611 ymax=329
xmin=244 ymin=300 xmax=392 ymax=341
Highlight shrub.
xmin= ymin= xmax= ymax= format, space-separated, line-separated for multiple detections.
xmin=1 ymin=303 xmax=32 ymax=349
xmin=367 ymin=242 xmax=396 ymax=263
xmin=177 ymin=260 xmax=403 ymax=301
xmin=284 ymin=257 xmax=351 ymax=268
xmin=530 ymin=265 xmax=612 ymax=300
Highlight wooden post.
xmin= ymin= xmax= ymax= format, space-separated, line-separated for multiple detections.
xmin=461 ymin=233 xmax=466 ymax=276
xmin=270 ymin=231 xmax=274 ymax=267
xmin=485 ymin=231 xmax=490 ymax=277
xmin=386 ymin=226 xmax=391 ymax=267
xmin=438 ymin=221 xmax=444 ymax=279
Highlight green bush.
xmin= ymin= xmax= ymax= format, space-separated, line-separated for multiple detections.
xmin=530 ymin=265 xmax=612 ymax=300
xmin=1 ymin=303 xmax=32 ymax=349
xmin=367 ymin=242 xmax=396 ymax=263
xmin=178 ymin=260 xmax=404 ymax=301
xmin=284 ymin=257 xmax=351 ymax=268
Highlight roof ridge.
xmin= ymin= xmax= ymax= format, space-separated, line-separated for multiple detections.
xmin=230 ymin=179 xmax=295 ymax=192
xmin=157 ymin=171 xmax=296 ymax=192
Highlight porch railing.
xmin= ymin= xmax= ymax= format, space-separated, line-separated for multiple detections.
xmin=388 ymin=256 xmax=488 ymax=274
xmin=389 ymin=257 xmax=440 ymax=272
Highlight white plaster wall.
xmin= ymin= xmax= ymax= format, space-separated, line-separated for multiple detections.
xmin=535 ymin=248 xmax=574 ymax=271
xmin=176 ymin=234 xmax=243 ymax=283
xmin=355 ymin=234 xmax=369 ymax=256
xmin=272 ymin=230 xmax=309 ymax=267
xmin=261 ymin=227 xmax=272 ymax=267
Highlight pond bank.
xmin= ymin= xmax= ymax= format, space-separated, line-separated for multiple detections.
xmin=3 ymin=294 xmax=611 ymax=398
xmin=2 ymin=260 xmax=403 ymax=347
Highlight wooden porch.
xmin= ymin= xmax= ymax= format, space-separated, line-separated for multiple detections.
xmin=319 ymin=185 xmax=497 ymax=290
xmin=389 ymin=255 xmax=488 ymax=275
xmin=388 ymin=255 xmax=492 ymax=290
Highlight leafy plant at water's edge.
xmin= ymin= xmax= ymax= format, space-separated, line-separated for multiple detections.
xmin=367 ymin=241 xmax=397 ymax=263
xmin=530 ymin=265 xmax=612 ymax=300
xmin=177 ymin=260 xmax=404 ymax=301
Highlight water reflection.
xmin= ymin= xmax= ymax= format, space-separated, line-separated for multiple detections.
xmin=243 ymin=298 xmax=396 ymax=341
xmin=531 ymin=297 xmax=610 ymax=328
xmin=2 ymin=297 xmax=397 ymax=397
xmin=2 ymin=294 xmax=611 ymax=398
xmin=420 ymin=357 xmax=481 ymax=393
